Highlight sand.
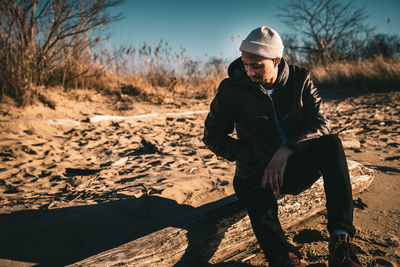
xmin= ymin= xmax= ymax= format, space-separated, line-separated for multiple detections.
xmin=0 ymin=88 xmax=399 ymax=266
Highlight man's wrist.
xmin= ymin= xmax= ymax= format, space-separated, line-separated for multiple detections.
xmin=281 ymin=145 xmax=295 ymax=157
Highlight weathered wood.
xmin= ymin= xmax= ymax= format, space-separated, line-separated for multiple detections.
xmin=69 ymin=160 xmax=373 ymax=267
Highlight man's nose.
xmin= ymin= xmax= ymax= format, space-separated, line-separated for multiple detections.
xmin=246 ymin=67 xmax=255 ymax=76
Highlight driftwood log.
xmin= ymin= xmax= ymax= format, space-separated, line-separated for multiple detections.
xmin=69 ymin=160 xmax=373 ymax=267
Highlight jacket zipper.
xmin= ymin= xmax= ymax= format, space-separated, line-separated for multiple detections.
xmin=258 ymin=85 xmax=278 ymax=117
xmin=259 ymin=85 xmax=287 ymax=144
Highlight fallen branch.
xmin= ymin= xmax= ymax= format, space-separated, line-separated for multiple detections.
xmin=69 ymin=160 xmax=373 ymax=267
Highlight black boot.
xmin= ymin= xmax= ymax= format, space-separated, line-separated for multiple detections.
xmin=328 ymin=234 xmax=362 ymax=267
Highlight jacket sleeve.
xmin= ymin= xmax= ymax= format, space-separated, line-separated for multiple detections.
xmin=203 ymin=81 xmax=254 ymax=164
xmin=286 ymin=72 xmax=330 ymax=147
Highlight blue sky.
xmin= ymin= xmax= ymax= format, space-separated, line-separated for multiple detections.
xmin=108 ymin=0 xmax=400 ymax=61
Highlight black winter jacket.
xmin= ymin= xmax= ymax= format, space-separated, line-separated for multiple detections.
xmin=203 ymin=57 xmax=330 ymax=175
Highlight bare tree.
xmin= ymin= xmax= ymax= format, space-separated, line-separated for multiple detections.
xmin=281 ymin=33 xmax=304 ymax=64
xmin=363 ymin=33 xmax=400 ymax=59
xmin=279 ymin=0 xmax=373 ymax=63
xmin=0 ymin=0 xmax=123 ymax=105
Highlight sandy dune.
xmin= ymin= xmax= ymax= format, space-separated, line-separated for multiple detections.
xmin=0 ymin=89 xmax=399 ymax=266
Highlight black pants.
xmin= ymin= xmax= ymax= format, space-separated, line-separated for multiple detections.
xmin=233 ymin=134 xmax=355 ymax=263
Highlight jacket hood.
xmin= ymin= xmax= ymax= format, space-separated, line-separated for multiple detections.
xmin=227 ymin=57 xmax=289 ymax=90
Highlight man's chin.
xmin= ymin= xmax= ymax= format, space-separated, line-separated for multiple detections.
xmin=250 ymin=78 xmax=262 ymax=83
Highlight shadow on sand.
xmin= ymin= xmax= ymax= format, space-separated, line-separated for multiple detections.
xmin=0 ymin=193 xmax=250 ymax=266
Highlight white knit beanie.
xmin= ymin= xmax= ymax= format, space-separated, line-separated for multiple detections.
xmin=239 ymin=26 xmax=284 ymax=58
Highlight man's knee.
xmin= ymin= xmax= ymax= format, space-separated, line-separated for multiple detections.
xmin=319 ymin=134 xmax=344 ymax=151
xmin=320 ymin=133 xmax=341 ymax=143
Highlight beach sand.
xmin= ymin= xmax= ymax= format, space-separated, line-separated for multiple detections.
xmin=0 ymin=89 xmax=399 ymax=266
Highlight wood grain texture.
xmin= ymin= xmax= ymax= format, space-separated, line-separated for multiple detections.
xmin=69 ymin=160 xmax=373 ymax=267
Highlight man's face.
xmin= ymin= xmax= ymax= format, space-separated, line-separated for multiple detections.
xmin=241 ymin=52 xmax=280 ymax=86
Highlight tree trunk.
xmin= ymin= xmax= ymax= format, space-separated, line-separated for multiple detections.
xmin=69 ymin=160 xmax=374 ymax=267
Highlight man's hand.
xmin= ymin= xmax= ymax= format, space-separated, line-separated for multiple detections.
xmin=261 ymin=146 xmax=295 ymax=194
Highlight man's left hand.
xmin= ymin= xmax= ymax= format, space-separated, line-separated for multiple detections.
xmin=261 ymin=146 xmax=295 ymax=194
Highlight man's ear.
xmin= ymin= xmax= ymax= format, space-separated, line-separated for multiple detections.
xmin=273 ymin=57 xmax=281 ymax=67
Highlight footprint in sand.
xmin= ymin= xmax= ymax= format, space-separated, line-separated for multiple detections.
xmin=38 ymin=170 xmax=52 ymax=178
xmin=373 ymin=257 xmax=398 ymax=267
xmin=385 ymin=156 xmax=400 ymax=161
xmin=136 ymin=168 xmax=150 ymax=174
xmin=78 ymin=140 xmax=88 ymax=146
xmin=21 ymin=145 xmax=37 ymax=155
xmin=182 ymin=149 xmax=196 ymax=156
xmin=118 ymin=169 xmax=135 ymax=175
xmin=63 ymin=128 xmax=76 ymax=135
xmin=292 ymin=229 xmax=327 ymax=244
xmin=49 ymin=175 xmax=62 ymax=182
xmin=116 ymin=174 xmax=149 ymax=184
xmin=0 ymin=150 xmax=14 ymax=158
xmin=3 ymin=185 xmax=23 ymax=194
xmin=31 ymin=142 xmax=45 ymax=147
xmin=202 ymin=154 xmax=214 ymax=160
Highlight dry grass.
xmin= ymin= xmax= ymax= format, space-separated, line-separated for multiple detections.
xmin=66 ymin=42 xmax=227 ymax=106
xmin=1 ymin=1 xmax=399 ymax=108
xmin=98 ymin=41 xmax=227 ymax=103
xmin=0 ymin=0 xmax=122 ymax=107
xmin=0 ymin=34 xmax=227 ymax=107
xmin=1 ymin=28 xmax=399 ymax=108
xmin=311 ymin=57 xmax=400 ymax=91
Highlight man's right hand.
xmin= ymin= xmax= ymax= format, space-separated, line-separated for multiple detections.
xmin=261 ymin=146 xmax=294 ymax=194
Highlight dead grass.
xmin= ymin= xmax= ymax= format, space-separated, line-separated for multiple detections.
xmin=0 ymin=0 xmax=123 ymax=107
xmin=311 ymin=57 xmax=400 ymax=91
xmin=1 ymin=2 xmax=399 ymax=108
xmin=1 ymin=32 xmax=399 ymax=108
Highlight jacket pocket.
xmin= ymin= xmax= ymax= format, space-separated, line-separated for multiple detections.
xmin=236 ymin=114 xmax=275 ymax=140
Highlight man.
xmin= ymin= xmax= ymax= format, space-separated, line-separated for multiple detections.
xmin=203 ymin=26 xmax=362 ymax=267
